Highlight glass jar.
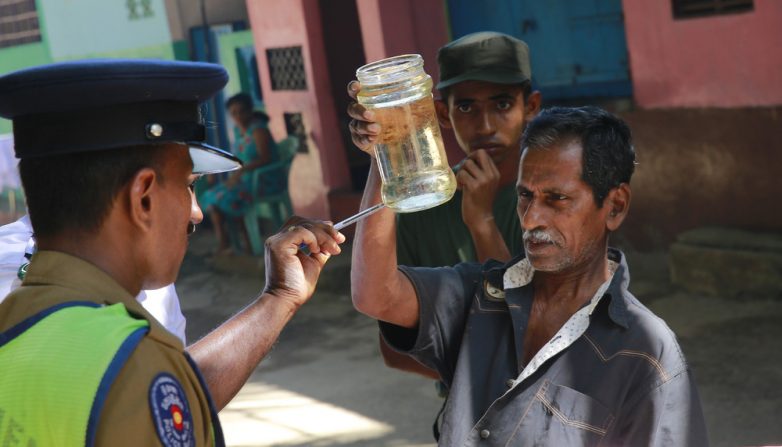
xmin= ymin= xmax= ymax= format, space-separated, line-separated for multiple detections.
xmin=356 ymin=54 xmax=456 ymax=213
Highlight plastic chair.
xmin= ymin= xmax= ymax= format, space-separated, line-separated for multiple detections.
xmin=243 ymin=136 xmax=298 ymax=255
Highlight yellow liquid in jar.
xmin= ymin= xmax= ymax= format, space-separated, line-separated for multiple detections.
xmin=368 ymin=96 xmax=456 ymax=212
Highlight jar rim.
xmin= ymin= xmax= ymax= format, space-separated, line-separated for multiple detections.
xmin=356 ymin=54 xmax=425 ymax=85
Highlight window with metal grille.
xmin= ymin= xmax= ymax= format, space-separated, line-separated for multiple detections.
xmin=0 ymin=0 xmax=41 ymax=49
xmin=672 ymin=0 xmax=753 ymax=19
xmin=267 ymin=46 xmax=308 ymax=91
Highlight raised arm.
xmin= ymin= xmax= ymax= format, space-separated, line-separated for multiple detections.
xmin=187 ymin=218 xmax=344 ymax=409
xmin=347 ymin=81 xmax=419 ymax=329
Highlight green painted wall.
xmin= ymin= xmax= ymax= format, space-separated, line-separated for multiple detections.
xmin=217 ymin=30 xmax=256 ymax=97
xmin=40 ymin=0 xmax=171 ymax=61
xmin=54 ymin=42 xmax=180 ymax=61
xmin=0 ymin=1 xmax=181 ymax=134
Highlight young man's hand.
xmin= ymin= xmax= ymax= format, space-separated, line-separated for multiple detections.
xmin=346 ymin=81 xmax=381 ymax=153
xmin=457 ymin=149 xmax=501 ymax=230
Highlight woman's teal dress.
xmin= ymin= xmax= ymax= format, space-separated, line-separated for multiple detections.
xmin=200 ymin=119 xmax=282 ymax=217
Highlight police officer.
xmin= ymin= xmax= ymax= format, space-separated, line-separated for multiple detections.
xmin=0 ymin=59 xmax=343 ymax=446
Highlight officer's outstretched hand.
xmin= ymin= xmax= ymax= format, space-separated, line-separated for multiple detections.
xmin=263 ymin=217 xmax=346 ymax=310
xmin=346 ymin=81 xmax=380 ymax=154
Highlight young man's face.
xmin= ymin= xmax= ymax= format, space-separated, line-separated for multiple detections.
xmin=516 ymin=140 xmax=610 ymax=273
xmin=437 ymin=80 xmax=539 ymax=165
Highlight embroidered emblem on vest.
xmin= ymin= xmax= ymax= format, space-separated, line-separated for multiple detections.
xmin=483 ymin=279 xmax=506 ymax=301
xmin=149 ymin=373 xmax=195 ymax=447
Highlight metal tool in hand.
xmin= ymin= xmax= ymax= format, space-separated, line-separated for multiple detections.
xmin=297 ymin=202 xmax=386 ymax=252
xmin=332 ymin=202 xmax=386 ymax=231
xmin=323 ymin=158 xmax=462 ymax=234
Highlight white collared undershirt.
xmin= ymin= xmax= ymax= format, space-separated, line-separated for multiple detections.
xmin=502 ymin=258 xmax=618 ymax=388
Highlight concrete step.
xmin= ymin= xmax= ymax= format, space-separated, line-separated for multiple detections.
xmin=669 ymin=227 xmax=782 ymax=299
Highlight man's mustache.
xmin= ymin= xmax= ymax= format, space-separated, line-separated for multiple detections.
xmin=523 ymin=229 xmax=558 ymax=245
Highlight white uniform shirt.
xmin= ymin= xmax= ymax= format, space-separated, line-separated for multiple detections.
xmin=0 ymin=216 xmax=187 ymax=344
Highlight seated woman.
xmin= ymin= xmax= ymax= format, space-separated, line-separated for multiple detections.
xmin=200 ymin=93 xmax=283 ymax=254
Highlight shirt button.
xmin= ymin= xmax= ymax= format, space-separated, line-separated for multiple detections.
xmin=480 ymin=429 xmax=491 ymax=439
xmin=506 ymin=379 xmax=515 ymax=388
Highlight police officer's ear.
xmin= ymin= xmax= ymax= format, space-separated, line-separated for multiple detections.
xmin=605 ymin=183 xmax=631 ymax=232
xmin=127 ymin=168 xmax=159 ymax=232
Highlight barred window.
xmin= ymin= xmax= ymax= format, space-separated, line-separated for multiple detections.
xmin=0 ymin=0 xmax=41 ymax=49
xmin=672 ymin=0 xmax=753 ymax=19
xmin=267 ymin=46 xmax=308 ymax=91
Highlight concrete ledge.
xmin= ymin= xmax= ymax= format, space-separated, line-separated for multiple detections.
xmin=670 ymin=227 xmax=782 ymax=299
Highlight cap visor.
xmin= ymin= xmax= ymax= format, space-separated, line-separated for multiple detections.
xmin=188 ymin=142 xmax=242 ymax=174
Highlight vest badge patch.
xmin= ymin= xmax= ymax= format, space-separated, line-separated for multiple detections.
xmin=149 ymin=373 xmax=195 ymax=447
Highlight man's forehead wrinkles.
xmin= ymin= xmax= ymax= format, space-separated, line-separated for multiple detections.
xmin=519 ymin=165 xmax=582 ymax=191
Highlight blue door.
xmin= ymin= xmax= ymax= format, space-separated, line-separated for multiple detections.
xmin=447 ymin=0 xmax=632 ymax=99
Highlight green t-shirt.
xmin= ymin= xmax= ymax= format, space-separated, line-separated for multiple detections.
xmin=396 ymin=184 xmax=523 ymax=267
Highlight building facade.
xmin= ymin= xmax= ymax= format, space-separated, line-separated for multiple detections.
xmin=0 ymin=0 xmax=255 ymax=140
xmin=0 ymin=0 xmax=261 ymax=216
xmin=245 ymin=0 xmax=781 ymax=246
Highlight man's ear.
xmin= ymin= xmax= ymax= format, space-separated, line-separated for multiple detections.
xmin=525 ymin=90 xmax=542 ymax=120
xmin=435 ymin=99 xmax=452 ymax=129
xmin=605 ymin=183 xmax=631 ymax=232
xmin=127 ymin=167 xmax=158 ymax=232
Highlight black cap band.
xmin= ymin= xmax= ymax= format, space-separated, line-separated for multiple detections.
xmin=13 ymin=100 xmax=206 ymax=158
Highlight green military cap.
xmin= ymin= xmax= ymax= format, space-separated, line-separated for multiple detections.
xmin=437 ymin=31 xmax=532 ymax=90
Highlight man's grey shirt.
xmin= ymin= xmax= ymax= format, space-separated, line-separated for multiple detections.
xmin=380 ymin=249 xmax=708 ymax=446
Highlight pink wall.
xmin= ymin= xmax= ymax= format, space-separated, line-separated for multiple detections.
xmin=356 ymin=0 xmax=446 ymax=79
xmin=245 ymin=0 xmax=351 ymax=219
xmin=356 ymin=0 xmax=464 ymax=164
xmin=623 ymin=0 xmax=782 ymax=108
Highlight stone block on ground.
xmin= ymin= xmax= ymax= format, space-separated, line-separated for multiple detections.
xmin=669 ymin=227 xmax=782 ymax=299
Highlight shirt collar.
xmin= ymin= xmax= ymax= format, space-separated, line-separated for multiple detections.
xmin=501 ymin=247 xmax=631 ymax=329
xmin=22 ymin=250 xmax=184 ymax=348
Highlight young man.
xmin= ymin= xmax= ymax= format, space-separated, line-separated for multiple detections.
xmin=351 ymin=106 xmax=708 ymax=446
xmin=349 ymin=31 xmax=541 ymax=378
xmin=0 ymin=59 xmax=344 ymax=446
xmin=350 ymin=31 xmax=541 ymax=267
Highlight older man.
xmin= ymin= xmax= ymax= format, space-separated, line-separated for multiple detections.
xmin=351 ymin=106 xmax=708 ymax=446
